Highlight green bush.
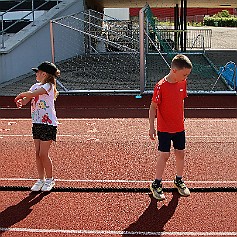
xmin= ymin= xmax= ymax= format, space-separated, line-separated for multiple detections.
xmin=204 ymin=16 xmax=237 ymax=27
xmin=213 ymin=10 xmax=231 ymax=18
xmin=203 ymin=10 xmax=237 ymax=27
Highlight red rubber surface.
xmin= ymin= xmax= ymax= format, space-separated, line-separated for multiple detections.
xmin=0 ymin=95 xmax=236 ymax=237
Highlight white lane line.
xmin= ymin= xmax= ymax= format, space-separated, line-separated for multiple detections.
xmin=0 ymin=228 xmax=236 ymax=236
xmin=0 ymin=178 xmax=236 ymax=184
xmin=0 ymin=118 xmax=236 ymax=121
xmin=0 ymin=134 xmax=236 ymax=138
xmin=1 ymin=107 xmax=236 ymax=110
xmin=185 ymin=108 xmax=236 ymax=110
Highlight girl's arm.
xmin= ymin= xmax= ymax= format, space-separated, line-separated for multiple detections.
xmin=15 ymin=88 xmax=47 ymax=101
xmin=21 ymin=97 xmax=31 ymax=105
xmin=14 ymin=88 xmax=47 ymax=108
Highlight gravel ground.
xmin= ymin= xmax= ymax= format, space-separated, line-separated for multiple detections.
xmin=197 ymin=26 xmax=237 ymax=49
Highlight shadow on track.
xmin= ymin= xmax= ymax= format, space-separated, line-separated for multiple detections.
xmin=0 ymin=192 xmax=50 ymax=236
xmin=122 ymin=192 xmax=180 ymax=236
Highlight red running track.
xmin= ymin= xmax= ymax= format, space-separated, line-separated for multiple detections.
xmin=0 ymin=94 xmax=237 ymax=118
xmin=0 ymin=95 xmax=237 ymax=237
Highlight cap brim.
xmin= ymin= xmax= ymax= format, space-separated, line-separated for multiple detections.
xmin=32 ymin=68 xmax=38 ymax=73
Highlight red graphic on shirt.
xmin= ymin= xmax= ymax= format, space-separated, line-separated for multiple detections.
xmin=31 ymin=95 xmax=39 ymax=110
xmin=42 ymin=113 xmax=52 ymax=124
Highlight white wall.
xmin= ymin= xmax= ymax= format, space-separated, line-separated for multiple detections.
xmin=0 ymin=0 xmax=84 ymax=84
xmin=104 ymin=8 xmax=129 ymax=20
xmin=0 ymin=11 xmax=46 ymax=20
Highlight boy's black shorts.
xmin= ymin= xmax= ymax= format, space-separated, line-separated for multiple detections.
xmin=32 ymin=123 xmax=57 ymax=141
xmin=158 ymin=131 xmax=185 ymax=152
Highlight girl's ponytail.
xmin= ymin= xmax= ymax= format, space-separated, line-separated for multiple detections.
xmin=44 ymin=68 xmax=60 ymax=100
xmin=54 ymin=69 xmax=60 ymax=100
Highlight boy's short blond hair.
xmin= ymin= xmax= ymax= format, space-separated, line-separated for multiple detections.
xmin=171 ymin=54 xmax=193 ymax=70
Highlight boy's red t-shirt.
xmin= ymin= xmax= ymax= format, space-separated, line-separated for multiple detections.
xmin=152 ymin=78 xmax=187 ymax=133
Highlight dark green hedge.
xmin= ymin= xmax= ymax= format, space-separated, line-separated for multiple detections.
xmin=204 ymin=17 xmax=237 ymax=27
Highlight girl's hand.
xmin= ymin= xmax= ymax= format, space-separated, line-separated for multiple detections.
xmin=15 ymin=99 xmax=23 ymax=108
xmin=14 ymin=94 xmax=23 ymax=102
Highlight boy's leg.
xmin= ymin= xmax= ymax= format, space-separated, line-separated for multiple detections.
xmin=173 ymin=131 xmax=185 ymax=177
xmin=156 ymin=132 xmax=172 ymax=179
xmin=150 ymin=152 xmax=169 ymax=201
xmin=150 ymin=132 xmax=171 ymax=200
xmin=155 ymin=151 xmax=170 ymax=180
xmin=173 ymin=131 xmax=190 ymax=196
xmin=174 ymin=149 xmax=185 ymax=177
xmin=174 ymin=151 xmax=190 ymax=197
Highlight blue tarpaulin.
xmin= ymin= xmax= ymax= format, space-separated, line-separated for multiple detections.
xmin=218 ymin=62 xmax=237 ymax=90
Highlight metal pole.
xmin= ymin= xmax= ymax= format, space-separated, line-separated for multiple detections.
xmin=184 ymin=0 xmax=187 ymax=52
xmin=1 ymin=15 xmax=4 ymax=49
xmin=50 ymin=20 xmax=55 ymax=63
xmin=234 ymin=63 xmax=236 ymax=91
xmin=146 ymin=16 xmax=149 ymax=53
xmin=50 ymin=20 xmax=68 ymax=92
xmin=32 ymin=0 xmax=35 ymax=26
xmin=174 ymin=4 xmax=179 ymax=50
xmin=88 ymin=9 xmax=92 ymax=54
xmin=180 ymin=0 xmax=184 ymax=52
xmin=139 ymin=8 xmax=145 ymax=94
xmin=202 ymin=35 xmax=205 ymax=53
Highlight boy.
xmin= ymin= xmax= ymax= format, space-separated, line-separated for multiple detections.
xmin=149 ymin=54 xmax=192 ymax=200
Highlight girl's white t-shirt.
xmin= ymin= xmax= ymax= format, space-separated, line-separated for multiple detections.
xmin=30 ymin=83 xmax=57 ymax=126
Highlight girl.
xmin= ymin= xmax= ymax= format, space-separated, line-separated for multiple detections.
xmin=15 ymin=61 xmax=60 ymax=192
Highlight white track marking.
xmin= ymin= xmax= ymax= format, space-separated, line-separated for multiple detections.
xmin=0 ymin=118 xmax=236 ymax=121
xmin=0 ymin=107 xmax=236 ymax=110
xmin=0 ymin=177 xmax=236 ymax=185
xmin=0 ymin=228 xmax=236 ymax=236
xmin=185 ymin=108 xmax=236 ymax=110
xmin=0 ymin=134 xmax=236 ymax=138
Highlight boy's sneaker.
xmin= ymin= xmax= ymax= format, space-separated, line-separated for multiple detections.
xmin=174 ymin=179 xmax=190 ymax=196
xmin=150 ymin=181 xmax=166 ymax=201
xmin=31 ymin=179 xmax=45 ymax=192
xmin=41 ymin=178 xmax=55 ymax=192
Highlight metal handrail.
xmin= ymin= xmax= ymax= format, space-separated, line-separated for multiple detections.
xmin=190 ymin=34 xmax=205 ymax=52
xmin=1 ymin=0 xmax=59 ymax=49
xmin=144 ymin=30 xmax=170 ymax=69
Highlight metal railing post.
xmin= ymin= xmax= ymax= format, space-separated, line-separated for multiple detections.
xmin=88 ymin=9 xmax=92 ymax=54
xmin=0 ymin=0 xmax=58 ymax=48
xmin=50 ymin=20 xmax=68 ymax=92
xmin=50 ymin=20 xmax=55 ymax=63
xmin=32 ymin=0 xmax=35 ymax=26
xmin=1 ymin=15 xmax=4 ymax=49
xmin=234 ymin=64 xmax=236 ymax=91
xmin=139 ymin=8 xmax=145 ymax=94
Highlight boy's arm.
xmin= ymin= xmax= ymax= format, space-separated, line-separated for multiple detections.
xmin=149 ymin=101 xmax=157 ymax=140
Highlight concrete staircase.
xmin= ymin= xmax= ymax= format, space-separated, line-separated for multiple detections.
xmin=0 ymin=0 xmax=61 ymax=33
xmin=0 ymin=0 xmax=60 ymax=11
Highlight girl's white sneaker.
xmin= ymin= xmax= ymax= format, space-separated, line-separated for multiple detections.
xmin=41 ymin=178 xmax=55 ymax=192
xmin=31 ymin=179 xmax=45 ymax=192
